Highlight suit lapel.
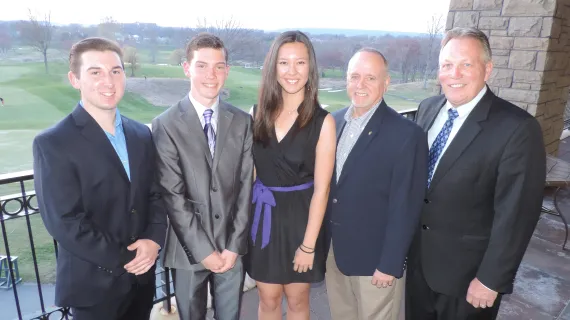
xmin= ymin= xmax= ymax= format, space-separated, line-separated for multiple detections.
xmin=337 ymin=101 xmax=387 ymax=186
xmin=212 ymin=102 xmax=234 ymax=173
xmin=72 ymin=105 xmax=130 ymax=183
xmin=333 ymin=108 xmax=348 ymax=184
xmin=428 ymin=89 xmax=494 ymax=192
xmin=180 ymin=97 xmax=213 ymax=168
xmin=421 ymin=97 xmax=446 ymax=132
xmin=335 ymin=109 xmax=348 ymax=141
xmin=122 ymin=117 xmax=143 ymax=204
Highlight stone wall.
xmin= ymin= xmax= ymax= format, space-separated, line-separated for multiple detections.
xmin=446 ymin=0 xmax=570 ymax=154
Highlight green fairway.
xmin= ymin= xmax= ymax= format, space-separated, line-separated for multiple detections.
xmin=0 ymin=59 xmax=431 ymax=175
xmin=0 ymin=54 xmax=437 ymax=284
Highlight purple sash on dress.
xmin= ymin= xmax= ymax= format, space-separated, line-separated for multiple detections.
xmin=251 ymin=178 xmax=314 ymax=249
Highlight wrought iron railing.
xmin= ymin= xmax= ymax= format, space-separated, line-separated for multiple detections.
xmin=0 ymin=171 xmax=174 ymax=320
xmin=1 ymin=108 xmax=417 ymax=320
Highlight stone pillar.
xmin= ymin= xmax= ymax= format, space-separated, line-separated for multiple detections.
xmin=446 ymin=0 xmax=570 ymax=154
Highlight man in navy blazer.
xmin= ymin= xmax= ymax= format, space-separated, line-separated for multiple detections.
xmin=33 ymin=37 xmax=167 ymax=320
xmin=324 ymin=48 xmax=428 ymax=320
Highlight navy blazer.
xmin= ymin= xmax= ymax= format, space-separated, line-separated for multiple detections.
xmin=33 ymin=105 xmax=167 ymax=307
xmin=325 ymin=100 xmax=428 ymax=278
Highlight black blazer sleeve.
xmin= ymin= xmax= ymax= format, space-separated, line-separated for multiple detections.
xmin=33 ymin=135 xmax=135 ymax=275
xmin=378 ymin=126 xmax=429 ymax=277
xmin=476 ymin=117 xmax=546 ymax=293
xmin=139 ymin=128 xmax=168 ymax=248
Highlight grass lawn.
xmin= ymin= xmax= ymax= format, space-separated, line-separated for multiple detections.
xmin=0 ymin=62 xmax=160 ymax=130
xmin=137 ymin=48 xmax=179 ymax=65
xmin=0 ymin=61 xmax=429 ymax=175
xmin=0 ymin=60 xmax=432 ymax=284
xmin=139 ymin=64 xmax=187 ymax=78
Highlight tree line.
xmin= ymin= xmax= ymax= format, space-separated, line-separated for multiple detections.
xmin=0 ymin=11 xmax=444 ymax=87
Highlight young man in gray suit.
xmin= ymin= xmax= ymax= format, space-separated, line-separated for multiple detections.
xmin=152 ymin=33 xmax=254 ymax=320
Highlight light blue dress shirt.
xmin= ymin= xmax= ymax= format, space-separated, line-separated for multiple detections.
xmin=80 ymin=101 xmax=130 ymax=180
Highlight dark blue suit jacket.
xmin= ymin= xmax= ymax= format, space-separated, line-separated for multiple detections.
xmin=325 ymin=100 xmax=428 ymax=278
xmin=33 ymin=105 xmax=167 ymax=307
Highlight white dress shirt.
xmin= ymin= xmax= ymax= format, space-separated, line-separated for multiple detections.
xmin=189 ymin=92 xmax=219 ymax=133
xmin=427 ymin=86 xmax=487 ymax=174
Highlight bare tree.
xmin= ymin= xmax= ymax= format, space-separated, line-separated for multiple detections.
xmin=195 ymin=16 xmax=255 ymax=61
xmin=170 ymin=48 xmax=185 ymax=66
xmin=315 ymin=40 xmax=360 ymax=75
xmin=0 ymin=31 xmax=12 ymax=54
xmin=98 ymin=16 xmax=120 ymax=41
xmin=123 ymin=46 xmax=139 ymax=77
xmin=20 ymin=9 xmax=53 ymax=74
xmin=400 ymin=39 xmax=421 ymax=83
xmin=139 ymin=23 xmax=160 ymax=64
xmin=423 ymin=14 xmax=444 ymax=89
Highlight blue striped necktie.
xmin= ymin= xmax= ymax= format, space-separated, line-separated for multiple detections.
xmin=427 ymin=108 xmax=459 ymax=187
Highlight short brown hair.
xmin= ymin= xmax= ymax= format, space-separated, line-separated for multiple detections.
xmin=185 ymin=33 xmax=228 ymax=64
xmin=69 ymin=37 xmax=123 ymax=78
xmin=441 ymin=27 xmax=492 ymax=63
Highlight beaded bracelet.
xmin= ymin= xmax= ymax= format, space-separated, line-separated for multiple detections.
xmin=299 ymin=244 xmax=315 ymax=254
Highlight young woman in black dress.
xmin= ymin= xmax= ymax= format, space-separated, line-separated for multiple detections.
xmin=245 ymin=30 xmax=336 ymax=320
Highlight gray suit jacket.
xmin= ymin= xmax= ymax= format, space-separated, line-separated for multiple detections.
xmin=152 ymin=96 xmax=254 ymax=270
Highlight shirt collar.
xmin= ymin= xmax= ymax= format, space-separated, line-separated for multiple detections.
xmin=189 ymin=92 xmax=219 ymax=118
xmin=344 ymin=99 xmax=383 ymax=122
xmin=79 ymin=100 xmax=123 ymax=129
xmin=114 ymin=108 xmax=123 ymax=128
xmin=444 ymin=86 xmax=487 ymax=119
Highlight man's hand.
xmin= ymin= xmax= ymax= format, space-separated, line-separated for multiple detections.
xmin=201 ymin=251 xmax=224 ymax=272
xmin=124 ymin=239 xmax=160 ymax=275
xmin=466 ymin=278 xmax=498 ymax=308
xmin=217 ymin=249 xmax=239 ymax=273
xmin=371 ymin=270 xmax=395 ymax=288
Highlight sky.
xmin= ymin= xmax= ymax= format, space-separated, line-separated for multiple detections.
xmin=0 ymin=0 xmax=451 ymax=33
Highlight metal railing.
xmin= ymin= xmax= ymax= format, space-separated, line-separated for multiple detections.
xmin=0 ymin=171 xmax=174 ymax=320
xmin=0 ymin=108 xmax=417 ymax=320
xmin=563 ymin=97 xmax=570 ymax=129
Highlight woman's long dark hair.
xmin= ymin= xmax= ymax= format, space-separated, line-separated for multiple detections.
xmin=253 ymin=30 xmax=320 ymax=146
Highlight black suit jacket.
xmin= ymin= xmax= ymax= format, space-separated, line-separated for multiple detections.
xmin=325 ymin=100 xmax=428 ymax=278
xmin=33 ymin=105 xmax=167 ymax=307
xmin=408 ymin=87 xmax=546 ymax=296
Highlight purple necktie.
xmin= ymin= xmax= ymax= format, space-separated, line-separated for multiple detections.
xmin=203 ymin=109 xmax=215 ymax=157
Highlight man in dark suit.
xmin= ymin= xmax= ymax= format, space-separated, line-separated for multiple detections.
xmin=406 ymin=27 xmax=546 ymax=320
xmin=324 ymin=48 xmax=428 ymax=320
xmin=33 ymin=37 xmax=167 ymax=320
xmin=152 ymin=33 xmax=253 ymax=320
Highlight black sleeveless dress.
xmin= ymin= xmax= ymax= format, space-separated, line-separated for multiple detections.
xmin=245 ymin=106 xmax=329 ymax=284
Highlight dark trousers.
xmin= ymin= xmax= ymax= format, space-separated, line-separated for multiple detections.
xmin=71 ymin=275 xmax=155 ymax=320
xmin=405 ymin=264 xmax=502 ymax=320
xmin=173 ymin=258 xmax=244 ymax=320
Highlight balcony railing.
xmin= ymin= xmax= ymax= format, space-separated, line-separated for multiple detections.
xmin=0 ymin=173 xmax=174 ymax=320
xmin=1 ymin=108 xmax=417 ymax=320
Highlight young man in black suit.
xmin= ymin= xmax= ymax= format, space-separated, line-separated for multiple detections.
xmin=33 ymin=37 xmax=167 ymax=320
